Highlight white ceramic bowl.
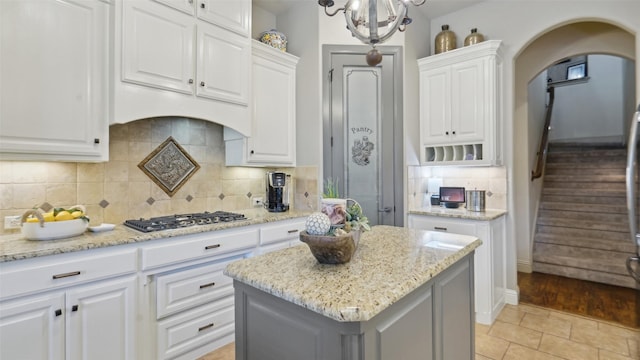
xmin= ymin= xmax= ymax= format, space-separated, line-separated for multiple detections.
xmin=21 ymin=219 xmax=89 ymax=241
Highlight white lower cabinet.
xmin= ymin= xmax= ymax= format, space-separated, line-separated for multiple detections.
xmin=0 ymin=249 xmax=138 ymax=360
xmin=0 ymin=218 xmax=309 ymax=359
xmin=141 ymin=227 xmax=259 ymax=359
xmin=408 ymin=213 xmax=506 ymax=325
xmin=258 ymin=218 xmax=306 ymax=255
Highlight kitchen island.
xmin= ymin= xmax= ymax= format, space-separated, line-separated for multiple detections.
xmin=224 ymin=225 xmax=481 ymax=360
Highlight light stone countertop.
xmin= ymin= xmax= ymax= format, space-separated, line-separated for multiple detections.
xmin=224 ymin=225 xmax=481 ymax=322
xmin=0 ymin=209 xmax=313 ymax=263
xmin=409 ymin=206 xmax=507 ymax=221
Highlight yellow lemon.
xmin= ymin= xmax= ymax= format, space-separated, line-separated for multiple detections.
xmin=42 ymin=212 xmax=55 ymax=222
xmin=71 ymin=210 xmax=83 ymax=219
xmin=54 ymin=211 xmax=73 ymax=221
xmin=26 ymin=217 xmax=40 ymax=223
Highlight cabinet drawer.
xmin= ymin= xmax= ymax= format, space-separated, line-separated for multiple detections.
xmin=155 ymin=259 xmax=234 ymax=319
xmin=141 ymin=228 xmax=258 ymax=270
xmin=0 ymin=249 xmax=137 ymax=300
xmin=408 ymin=215 xmax=477 ymax=236
xmin=157 ymin=297 xmax=235 ymax=360
xmin=260 ymin=218 xmax=306 ymax=245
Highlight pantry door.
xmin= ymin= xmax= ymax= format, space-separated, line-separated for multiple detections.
xmin=322 ymin=46 xmax=403 ymax=226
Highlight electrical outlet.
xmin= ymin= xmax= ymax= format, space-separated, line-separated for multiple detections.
xmin=252 ymin=197 xmax=264 ymax=207
xmin=4 ymin=215 xmax=21 ymax=229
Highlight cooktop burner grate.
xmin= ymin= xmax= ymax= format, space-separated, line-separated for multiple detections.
xmin=123 ymin=211 xmax=247 ymax=233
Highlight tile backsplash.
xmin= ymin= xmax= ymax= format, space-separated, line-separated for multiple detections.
xmin=0 ymin=117 xmax=318 ymax=234
xmin=407 ymin=165 xmax=507 ymax=210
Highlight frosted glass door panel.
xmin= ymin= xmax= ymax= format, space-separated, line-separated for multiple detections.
xmin=343 ymin=67 xmax=381 ymax=225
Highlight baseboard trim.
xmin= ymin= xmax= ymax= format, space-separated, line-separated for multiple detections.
xmin=517 ymin=259 xmax=532 ymax=273
xmin=505 ymin=288 xmax=519 ymax=305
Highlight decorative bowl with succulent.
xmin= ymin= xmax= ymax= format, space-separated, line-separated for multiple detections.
xmin=300 ymin=197 xmax=370 ymax=264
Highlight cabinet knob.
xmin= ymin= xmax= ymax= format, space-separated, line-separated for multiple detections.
xmin=200 ymin=3 xmax=205 ymax=9
xmin=452 ymin=131 xmax=456 ymax=135
xmin=250 ymin=150 xmax=254 ymax=155
xmin=94 ymin=138 xmax=100 ymax=144
xmin=200 ymin=81 xmax=205 ymax=87
xmin=188 ymin=79 xmax=194 ymax=84
xmin=445 ymin=131 xmax=449 ymax=135
xmin=72 ymin=305 xmax=79 ymax=312
xmin=55 ymin=309 xmax=62 ymax=317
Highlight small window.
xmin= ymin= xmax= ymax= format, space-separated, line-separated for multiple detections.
xmin=567 ymin=63 xmax=586 ymax=80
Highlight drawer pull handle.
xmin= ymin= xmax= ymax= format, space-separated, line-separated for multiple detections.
xmin=52 ymin=271 xmax=81 ymax=279
xmin=434 ymin=226 xmax=448 ymax=231
xmin=72 ymin=305 xmax=79 ymax=312
xmin=55 ymin=309 xmax=62 ymax=317
xmin=198 ymin=323 xmax=214 ymax=332
xmin=205 ymin=244 xmax=221 ymax=250
xmin=287 ymin=229 xmax=299 ymax=234
xmin=199 ymin=282 xmax=216 ymax=289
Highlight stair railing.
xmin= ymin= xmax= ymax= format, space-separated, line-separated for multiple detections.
xmin=531 ymin=86 xmax=556 ymax=181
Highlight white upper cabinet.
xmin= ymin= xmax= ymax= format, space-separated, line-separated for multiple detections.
xmin=0 ymin=0 xmax=110 ymax=162
xmin=198 ymin=0 xmax=250 ymax=36
xmin=418 ymin=40 xmax=503 ymax=166
xmin=225 ymin=41 xmax=299 ymax=167
xmin=114 ymin=0 xmax=251 ymax=135
xmin=155 ymin=0 xmax=250 ymax=36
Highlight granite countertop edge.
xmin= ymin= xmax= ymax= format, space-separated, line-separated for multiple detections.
xmin=0 ymin=209 xmax=314 ymax=263
xmin=409 ymin=207 xmax=507 ymax=221
xmin=224 ymin=225 xmax=482 ymax=322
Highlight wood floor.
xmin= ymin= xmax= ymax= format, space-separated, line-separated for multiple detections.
xmin=518 ymin=271 xmax=639 ymax=329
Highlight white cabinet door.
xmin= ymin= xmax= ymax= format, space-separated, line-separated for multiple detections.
xmin=122 ymin=0 xmax=195 ymax=94
xmin=450 ymin=58 xmax=485 ymax=143
xmin=197 ymin=23 xmax=249 ymax=105
xmin=67 ymin=276 xmax=137 ymax=360
xmin=0 ymin=0 xmax=109 ymax=162
xmin=197 ymin=0 xmax=250 ymax=36
xmin=419 ymin=67 xmax=451 ymax=145
xmin=247 ymin=46 xmax=297 ymax=164
xmin=224 ymin=41 xmax=299 ymax=167
xmin=0 ymin=293 xmax=65 ymax=360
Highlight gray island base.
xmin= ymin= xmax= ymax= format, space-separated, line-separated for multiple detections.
xmin=224 ymin=225 xmax=481 ymax=360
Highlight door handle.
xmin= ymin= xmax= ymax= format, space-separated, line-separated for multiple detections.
xmin=378 ymin=207 xmax=392 ymax=213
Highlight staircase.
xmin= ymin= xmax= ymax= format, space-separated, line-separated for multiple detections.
xmin=532 ymin=143 xmax=639 ymax=289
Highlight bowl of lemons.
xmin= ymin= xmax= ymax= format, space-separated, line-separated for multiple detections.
xmin=21 ymin=205 xmax=89 ymax=241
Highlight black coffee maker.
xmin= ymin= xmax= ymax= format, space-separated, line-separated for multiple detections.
xmin=265 ymin=172 xmax=290 ymax=212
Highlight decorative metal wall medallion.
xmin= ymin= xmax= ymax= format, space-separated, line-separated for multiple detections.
xmin=138 ymin=137 xmax=200 ymax=197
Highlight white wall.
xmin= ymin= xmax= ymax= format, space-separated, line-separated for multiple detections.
xmin=550 ymin=55 xmax=626 ymax=143
xmin=427 ymin=0 xmax=640 ymax=295
xmin=525 ymin=71 xmax=547 ymax=272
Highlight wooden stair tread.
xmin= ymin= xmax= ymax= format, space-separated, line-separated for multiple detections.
xmin=533 ymin=143 xmax=638 ymax=289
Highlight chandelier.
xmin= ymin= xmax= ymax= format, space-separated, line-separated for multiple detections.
xmin=318 ymin=0 xmax=426 ymax=65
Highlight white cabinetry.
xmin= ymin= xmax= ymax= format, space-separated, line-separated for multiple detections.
xmin=114 ymin=0 xmax=251 ymax=135
xmin=258 ymin=217 xmax=306 ymax=254
xmin=225 ymin=41 xmax=299 ymax=167
xmin=0 ymin=248 xmax=138 ymax=360
xmin=418 ymin=40 xmax=503 ymax=166
xmin=408 ymin=213 xmax=506 ymax=325
xmin=0 ymin=0 xmax=110 ymax=162
xmin=140 ymin=227 xmax=258 ymax=360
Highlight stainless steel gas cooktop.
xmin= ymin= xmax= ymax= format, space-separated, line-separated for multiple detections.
xmin=123 ymin=211 xmax=247 ymax=233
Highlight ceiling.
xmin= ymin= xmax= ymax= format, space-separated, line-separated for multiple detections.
xmin=253 ymin=0 xmax=484 ymax=19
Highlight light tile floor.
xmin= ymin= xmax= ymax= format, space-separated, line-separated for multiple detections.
xmin=476 ymin=303 xmax=639 ymax=360
xmin=201 ymin=303 xmax=640 ymax=360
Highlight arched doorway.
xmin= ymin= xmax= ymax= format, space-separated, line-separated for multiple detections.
xmin=512 ymin=20 xmax=636 ymax=274
xmin=512 ymin=21 xmax=638 ymax=323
